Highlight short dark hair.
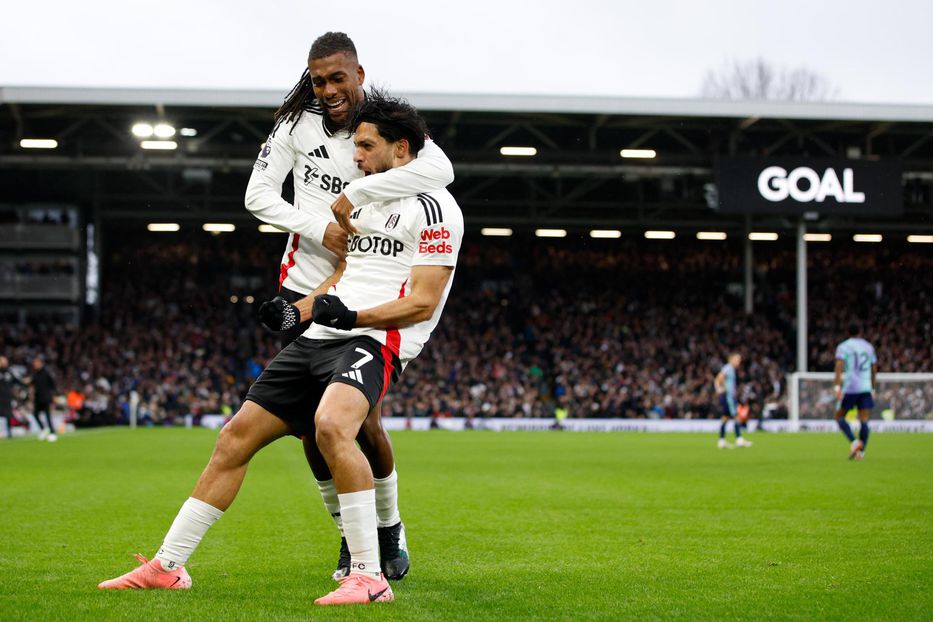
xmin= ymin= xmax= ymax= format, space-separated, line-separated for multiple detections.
xmin=848 ymin=321 xmax=861 ymax=336
xmin=349 ymin=88 xmax=427 ymax=155
xmin=309 ymin=32 xmax=357 ymax=61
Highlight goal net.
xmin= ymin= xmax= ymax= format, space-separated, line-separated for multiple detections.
xmin=787 ymin=372 xmax=933 ymax=432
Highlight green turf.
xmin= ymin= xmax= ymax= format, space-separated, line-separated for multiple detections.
xmin=0 ymin=428 xmax=931 ymax=621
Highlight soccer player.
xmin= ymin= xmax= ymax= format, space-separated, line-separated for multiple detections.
xmin=715 ymin=353 xmax=752 ymax=448
xmin=98 ymin=92 xmax=463 ymax=607
xmin=833 ymin=323 xmax=876 ymax=460
xmin=246 ymin=32 xmax=453 ymax=580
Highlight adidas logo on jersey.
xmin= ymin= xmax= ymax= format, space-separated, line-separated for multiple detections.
xmin=417 ymin=193 xmax=444 ymax=226
xmin=341 ymin=369 xmax=364 ymax=383
xmin=309 ymin=145 xmax=330 ymax=159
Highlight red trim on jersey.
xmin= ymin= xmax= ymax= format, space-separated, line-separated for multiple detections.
xmin=378 ymin=339 xmax=398 ymax=404
xmin=278 ymin=234 xmax=300 ymax=289
xmin=377 ymin=278 xmax=408 ymax=403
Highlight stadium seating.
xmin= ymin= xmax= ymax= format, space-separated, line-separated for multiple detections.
xmin=2 ymin=229 xmax=930 ymax=423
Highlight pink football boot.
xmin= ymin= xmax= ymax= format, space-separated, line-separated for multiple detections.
xmin=97 ymin=554 xmax=192 ymax=590
xmin=314 ymin=573 xmax=394 ymax=605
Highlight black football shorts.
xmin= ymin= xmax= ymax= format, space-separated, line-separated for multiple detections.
xmin=245 ymin=335 xmax=400 ymax=436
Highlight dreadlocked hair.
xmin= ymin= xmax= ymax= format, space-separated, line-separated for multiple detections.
xmin=272 ymin=69 xmax=316 ymax=136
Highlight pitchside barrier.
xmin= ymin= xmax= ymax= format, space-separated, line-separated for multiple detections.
xmin=0 ymin=413 xmax=71 ymax=438
xmin=377 ymin=417 xmax=933 ymax=433
xmin=50 ymin=372 xmax=931 ymax=436
xmin=9 ymin=411 xmax=929 ymax=435
xmin=193 ymin=373 xmax=933 ymax=433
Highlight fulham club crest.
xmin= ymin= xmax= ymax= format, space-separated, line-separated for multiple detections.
xmin=385 ymin=213 xmax=401 ymax=230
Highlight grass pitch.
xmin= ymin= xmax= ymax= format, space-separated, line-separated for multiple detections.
xmin=0 ymin=428 xmax=931 ymax=621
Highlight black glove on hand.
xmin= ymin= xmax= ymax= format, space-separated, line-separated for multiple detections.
xmin=312 ymin=294 xmax=357 ymax=330
xmin=258 ymin=296 xmax=300 ymax=332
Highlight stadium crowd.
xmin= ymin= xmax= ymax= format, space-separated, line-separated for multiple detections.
xmin=804 ymin=248 xmax=933 ymax=373
xmin=1 ymin=229 xmax=930 ymax=427
xmin=1 ymin=231 xmax=281 ymax=428
xmin=388 ymin=242 xmax=791 ymax=420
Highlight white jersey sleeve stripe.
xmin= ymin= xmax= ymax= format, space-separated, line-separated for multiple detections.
xmin=418 ymin=194 xmax=444 ymax=226
xmin=418 ymin=197 xmax=433 ymax=226
xmin=420 ymin=193 xmax=444 ymax=223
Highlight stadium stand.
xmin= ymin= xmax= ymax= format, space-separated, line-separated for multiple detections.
xmin=1 ymin=228 xmax=929 ymax=424
xmin=1 ymin=229 xmax=281 ymax=427
xmin=2 ymin=90 xmax=931 ymax=428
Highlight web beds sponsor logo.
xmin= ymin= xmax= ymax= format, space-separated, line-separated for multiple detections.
xmin=419 ymin=227 xmax=453 ymax=254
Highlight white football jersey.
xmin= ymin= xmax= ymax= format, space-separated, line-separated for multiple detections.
xmin=304 ymin=189 xmax=463 ymax=368
xmin=245 ymin=103 xmax=454 ymax=294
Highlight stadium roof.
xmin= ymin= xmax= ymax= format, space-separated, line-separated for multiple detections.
xmin=3 ymin=86 xmax=933 ymax=123
xmin=1 ymin=87 xmax=931 ymax=232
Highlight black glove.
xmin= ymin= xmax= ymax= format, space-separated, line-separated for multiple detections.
xmin=312 ymin=294 xmax=357 ymax=330
xmin=258 ymin=296 xmax=300 ymax=332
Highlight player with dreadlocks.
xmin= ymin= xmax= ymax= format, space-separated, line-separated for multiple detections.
xmin=272 ymin=69 xmax=316 ymax=132
xmin=96 ymin=32 xmax=450 ymax=592
xmin=98 ymin=88 xmax=461 ymax=606
xmin=246 ymin=31 xmax=451 ymax=583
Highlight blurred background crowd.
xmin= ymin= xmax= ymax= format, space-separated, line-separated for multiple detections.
xmin=2 ymin=228 xmax=930 ymax=428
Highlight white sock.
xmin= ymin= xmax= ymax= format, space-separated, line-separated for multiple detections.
xmin=316 ymin=479 xmax=344 ymax=535
xmin=155 ymin=497 xmax=224 ymax=569
xmin=373 ymin=469 xmax=401 ymax=528
xmin=338 ymin=489 xmax=380 ymax=578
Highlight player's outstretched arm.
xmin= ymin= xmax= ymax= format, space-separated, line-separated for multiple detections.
xmin=244 ymin=126 xmax=346 ymax=257
xmin=342 ymin=140 xmax=453 ymax=208
xmin=312 ymin=265 xmax=453 ymax=331
xmin=331 ymin=141 xmax=455 ymax=233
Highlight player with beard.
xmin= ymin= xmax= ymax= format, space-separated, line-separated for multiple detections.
xmin=98 ymin=92 xmax=462 ymax=607
xmin=245 ymin=32 xmax=452 ymax=581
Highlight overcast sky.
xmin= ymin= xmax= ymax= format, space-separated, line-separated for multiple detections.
xmin=2 ymin=0 xmax=931 ymax=104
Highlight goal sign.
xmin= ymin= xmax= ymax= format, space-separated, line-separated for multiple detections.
xmin=716 ymin=157 xmax=902 ymax=216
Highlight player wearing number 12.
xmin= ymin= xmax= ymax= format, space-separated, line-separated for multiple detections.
xmin=833 ymin=323 xmax=877 ymax=461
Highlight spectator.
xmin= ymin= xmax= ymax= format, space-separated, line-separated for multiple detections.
xmin=2 ymin=230 xmax=929 ymax=424
xmin=30 ymin=356 xmax=56 ymax=440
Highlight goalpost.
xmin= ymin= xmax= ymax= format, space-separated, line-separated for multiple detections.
xmin=787 ymin=372 xmax=933 ymax=432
